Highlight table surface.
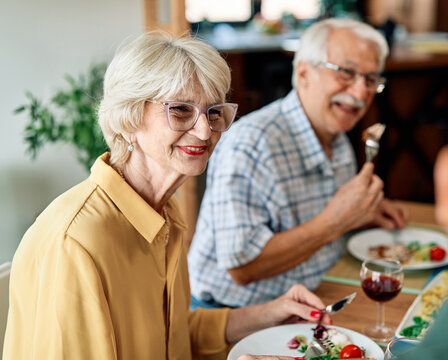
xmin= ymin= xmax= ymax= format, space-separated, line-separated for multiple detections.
xmin=313 ymin=200 xmax=446 ymax=345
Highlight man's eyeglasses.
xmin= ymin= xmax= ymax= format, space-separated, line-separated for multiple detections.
xmin=316 ymin=62 xmax=386 ymax=94
xmin=149 ymin=100 xmax=238 ymax=132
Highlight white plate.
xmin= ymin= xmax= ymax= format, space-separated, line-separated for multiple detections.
xmin=347 ymin=227 xmax=448 ymax=270
xmin=227 ymin=323 xmax=384 ymax=360
xmin=395 ymin=270 xmax=448 ymax=338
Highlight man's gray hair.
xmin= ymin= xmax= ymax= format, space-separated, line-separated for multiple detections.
xmin=292 ymin=18 xmax=389 ymax=89
xmin=98 ymin=31 xmax=231 ymax=168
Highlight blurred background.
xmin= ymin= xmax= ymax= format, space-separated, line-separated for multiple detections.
xmin=1 ymin=0 xmax=447 ymax=264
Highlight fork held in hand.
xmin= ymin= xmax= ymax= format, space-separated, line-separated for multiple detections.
xmin=365 ymin=138 xmax=379 ymax=162
xmin=363 ymin=123 xmax=386 ymax=163
xmin=304 ymin=338 xmax=335 ymax=359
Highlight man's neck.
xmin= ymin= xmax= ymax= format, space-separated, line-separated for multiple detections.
xmin=296 ymin=89 xmax=335 ymax=160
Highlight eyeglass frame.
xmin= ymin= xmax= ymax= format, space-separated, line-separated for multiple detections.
xmin=149 ymin=100 xmax=238 ymax=132
xmin=316 ymin=61 xmax=386 ymax=94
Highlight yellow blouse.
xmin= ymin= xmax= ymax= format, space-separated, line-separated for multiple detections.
xmin=3 ymin=153 xmax=230 ymax=360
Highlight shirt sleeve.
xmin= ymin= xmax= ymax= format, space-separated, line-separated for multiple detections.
xmin=188 ymin=307 xmax=230 ymax=360
xmin=205 ymin=133 xmax=281 ymax=269
xmin=3 ymin=234 xmax=117 ymax=360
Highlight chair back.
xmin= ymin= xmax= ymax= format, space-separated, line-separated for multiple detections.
xmin=0 ymin=262 xmax=11 ymax=355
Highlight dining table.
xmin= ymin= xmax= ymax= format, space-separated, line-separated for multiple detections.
xmin=313 ymin=200 xmax=447 ymax=346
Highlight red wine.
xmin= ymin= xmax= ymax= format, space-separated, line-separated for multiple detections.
xmin=362 ymin=276 xmax=402 ymax=302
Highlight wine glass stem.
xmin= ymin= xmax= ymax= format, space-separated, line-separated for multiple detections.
xmin=377 ymin=301 xmax=385 ymax=329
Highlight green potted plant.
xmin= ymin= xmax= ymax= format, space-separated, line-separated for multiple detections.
xmin=15 ymin=63 xmax=109 ymax=172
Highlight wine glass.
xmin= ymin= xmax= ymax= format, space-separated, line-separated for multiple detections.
xmin=360 ymin=258 xmax=404 ymax=342
xmin=384 ymin=337 xmax=420 ymax=359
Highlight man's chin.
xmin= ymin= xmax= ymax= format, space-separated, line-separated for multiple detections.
xmin=332 ymin=115 xmax=361 ymax=133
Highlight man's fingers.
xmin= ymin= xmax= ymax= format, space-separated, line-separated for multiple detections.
xmin=357 ymin=162 xmax=375 ymax=184
xmin=377 ymin=200 xmax=409 ymax=229
xmin=374 ymin=214 xmax=396 ymax=230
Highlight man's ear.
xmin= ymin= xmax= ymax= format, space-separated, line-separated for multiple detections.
xmin=295 ymin=60 xmax=312 ymax=88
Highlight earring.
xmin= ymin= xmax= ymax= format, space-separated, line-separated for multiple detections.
xmin=127 ymin=141 xmax=134 ymax=152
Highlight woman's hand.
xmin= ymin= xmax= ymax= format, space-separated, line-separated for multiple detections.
xmin=261 ymin=284 xmax=332 ymax=327
xmin=226 ymin=284 xmax=331 ymax=343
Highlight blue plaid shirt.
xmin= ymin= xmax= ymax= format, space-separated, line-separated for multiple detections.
xmin=188 ymin=90 xmax=357 ymax=307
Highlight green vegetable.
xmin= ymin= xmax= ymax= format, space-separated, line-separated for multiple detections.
xmin=400 ymin=316 xmax=429 ymax=338
xmin=407 ymin=241 xmax=421 ymax=251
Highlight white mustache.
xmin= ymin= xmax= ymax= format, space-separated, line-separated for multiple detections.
xmin=331 ymin=93 xmax=365 ymax=109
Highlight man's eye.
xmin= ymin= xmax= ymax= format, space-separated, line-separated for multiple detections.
xmin=365 ymin=75 xmax=378 ymax=86
xmin=339 ymin=68 xmax=356 ymax=79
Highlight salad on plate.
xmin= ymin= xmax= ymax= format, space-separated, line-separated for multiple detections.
xmin=287 ymin=324 xmax=375 ymax=359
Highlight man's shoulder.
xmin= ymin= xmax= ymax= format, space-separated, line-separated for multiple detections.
xmin=219 ymin=98 xmax=291 ymax=149
xmin=237 ymin=99 xmax=284 ymax=129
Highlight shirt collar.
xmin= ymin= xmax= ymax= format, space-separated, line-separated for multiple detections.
xmin=280 ymin=90 xmax=353 ymax=173
xmin=89 ymin=153 xmax=186 ymax=243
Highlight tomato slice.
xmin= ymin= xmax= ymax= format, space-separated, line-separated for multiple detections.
xmin=339 ymin=344 xmax=363 ymax=358
xmin=430 ymin=246 xmax=447 ymax=261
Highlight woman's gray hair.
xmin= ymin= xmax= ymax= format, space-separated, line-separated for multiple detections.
xmin=292 ymin=18 xmax=389 ymax=89
xmin=98 ymin=31 xmax=232 ymax=168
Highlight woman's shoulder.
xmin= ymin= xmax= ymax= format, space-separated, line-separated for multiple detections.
xmin=22 ymin=179 xmax=119 ymax=249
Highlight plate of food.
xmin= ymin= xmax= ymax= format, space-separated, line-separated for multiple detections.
xmin=227 ymin=323 xmax=384 ymax=360
xmin=396 ymin=270 xmax=448 ymax=338
xmin=347 ymin=227 xmax=448 ymax=270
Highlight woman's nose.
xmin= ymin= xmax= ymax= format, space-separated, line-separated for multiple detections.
xmin=188 ymin=113 xmax=212 ymax=140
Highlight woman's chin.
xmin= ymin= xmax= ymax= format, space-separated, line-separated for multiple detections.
xmin=180 ymin=164 xmax=208 ymax=177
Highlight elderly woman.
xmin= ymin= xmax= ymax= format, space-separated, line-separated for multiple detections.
xmin=3 ymin=32 xmax=329 ymax=360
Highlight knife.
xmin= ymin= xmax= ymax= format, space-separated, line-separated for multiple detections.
xmin=324 ymin=292 xmax=357 ymax=314
xmin=317 ymin=292 xmax=357 ymax=326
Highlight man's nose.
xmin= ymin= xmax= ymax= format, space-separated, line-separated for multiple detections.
xmin=348 ymin=74 xmax=370 ymax=100
xmin=188 ymin=112 xmax=212 ymax=140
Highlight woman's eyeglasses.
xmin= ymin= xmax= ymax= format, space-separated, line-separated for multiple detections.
xmin=149 ymin=100 xmax=238 ymax=132
xmin=316 ymin=61 xmax=386 ymax=94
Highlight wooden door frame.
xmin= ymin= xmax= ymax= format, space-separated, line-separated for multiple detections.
xmin=142 ymin=0 xmax=189 ymax=35
xmin=142 ymin=0 xmax=197 ymax=249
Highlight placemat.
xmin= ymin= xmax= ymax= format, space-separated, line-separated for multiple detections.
xmin=323 ymin=253 xmax=432 ymax=294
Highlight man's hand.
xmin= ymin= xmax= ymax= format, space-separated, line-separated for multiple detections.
xmin=372 ymin=199 xmax=409 ymax=230
xmin=322 ymin=162 xmax=384 ymax=235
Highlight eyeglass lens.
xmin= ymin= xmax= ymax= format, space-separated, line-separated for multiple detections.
xmin=337 ymin=68 xmax=382 ymax=90
xmin=167 ymin=103 xmax=235 ymax=131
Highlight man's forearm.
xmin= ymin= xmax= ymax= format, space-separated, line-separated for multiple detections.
xmin=227 ymin=211 xmax=345 ymax=285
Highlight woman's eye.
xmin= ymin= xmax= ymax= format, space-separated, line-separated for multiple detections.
xmin=170 ymin=106 xmax=190 ymax=113
xmin=169 ymin=105 xmax=194 ymax=118
xmin=208 ymin=109 xmax=222 ymax=120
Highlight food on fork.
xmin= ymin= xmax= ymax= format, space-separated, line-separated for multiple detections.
xmin=362 ymin=123 xmax=386 ymax=143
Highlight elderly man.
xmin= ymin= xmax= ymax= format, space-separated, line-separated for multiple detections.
xmin=188 ymin=18 xmax=408 ymax=308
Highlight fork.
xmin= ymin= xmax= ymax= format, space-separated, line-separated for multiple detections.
xmin=365 ymin=138 xmax=380 ymax=162
xmin=363 ymin=123 xmax=386 ymax=163
xmin=303 ymin=338 xmax=335 ymax=359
